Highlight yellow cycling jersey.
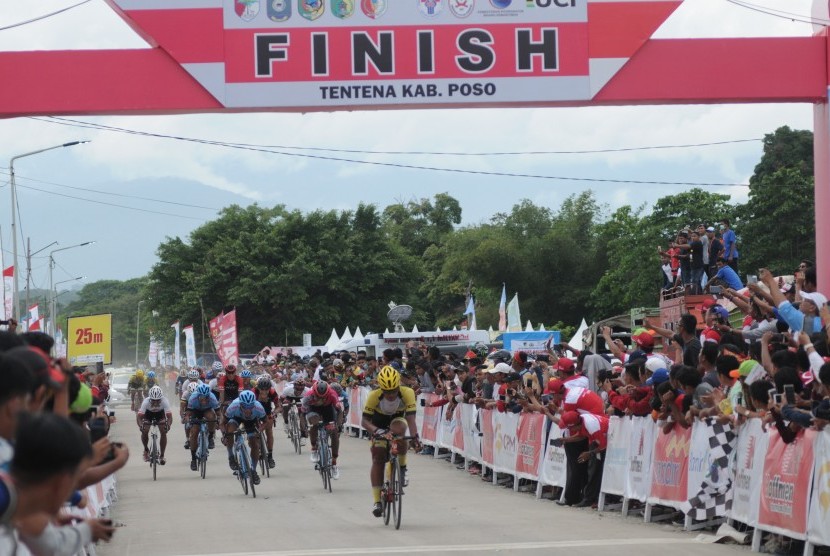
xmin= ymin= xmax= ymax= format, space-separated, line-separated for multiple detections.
xmin=362 ymin=386 xmax=417 ymax=418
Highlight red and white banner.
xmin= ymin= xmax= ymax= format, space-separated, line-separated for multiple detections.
xmin=421 ymin=397 xmax=442 ymax=444
xmin=730 ymin=418 xmax=769 ymax=527
xmin=758 ymin=428 xmax=816 ymax=539
xmin=209 ymin=310 xmax=240 ymax=367
xmin=109 ymin=0 xmax=682 ymax=110
xmin=647 ymin=425 xmax=691 ymax=509
xmin=514 ymin=412 xmax=545 ymax=480
xmin=2 ymin=266 xmax=12 ymax=321
xmin=808 ymin=429 xmax=830 ymax=546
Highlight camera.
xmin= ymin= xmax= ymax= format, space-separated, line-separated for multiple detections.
xmin=710 ymin=285 xmax=723 ymax=294
xmin=784 ymin=384 xmax=796 ymax=405
xmin=419 ymin=398 xmax=426 ymax=407
xmin=769 ymin=333 xmax=785 ymax=343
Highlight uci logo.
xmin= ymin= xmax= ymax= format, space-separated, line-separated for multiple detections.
xmin=527 ymin=0 xmax=576 ymax=6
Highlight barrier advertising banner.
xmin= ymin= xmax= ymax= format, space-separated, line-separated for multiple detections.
xmin=758 ymin=429 xmax=816 ymax=539
xmin=514 ymin=412 xmax=545 ymax=480
xmin=626 ymin=417 xmax=657 ymax=502
xmin=422 ymin=400 xmax=442 ymax=444
xmin=539 ymin=423 xmax=567 ymax=488
xmin=461 ymin=403 xmax=481 ymax=462
xmin=808 ymin=429 xmax=830 ymax=546
xmin=730 ymin=418 xmax=769 ymax=527
xmin=492 ymin=411 xmax=520 ymax=474
xmin=600 ymin=416 xmax=630 ymax=497
xmin=348 ymin=388 xmax=362 ymax=428
xmin=648 ymin=425 xmax=691 ymax=509
xmin=481 ymin=409 xmax=495 ymax=467
xmin=67 ymin=314 xmax=113 ymax=365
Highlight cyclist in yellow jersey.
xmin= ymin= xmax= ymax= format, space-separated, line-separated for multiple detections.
xmin=361 ymin=366 xmax=422 ymax=518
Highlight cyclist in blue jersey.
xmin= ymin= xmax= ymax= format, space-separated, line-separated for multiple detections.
xmin=186 ymin=384 xmax=219 ymax=471
xmin=224 ymin=390 xmax=266 ymax=484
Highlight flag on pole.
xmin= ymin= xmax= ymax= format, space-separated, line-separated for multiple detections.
xmin=507 ymin=293 xmax=521 ymax=332
xmin=26 ymin=304 xmax=39 ymax=332
xmin=463 ymin=296 xmax=477 ymax=331
xmin=498 ymin=284 xmax=507 ymax=331
xmin=183 ymin=325 xmax=197 ymax=367
xmin=2 ymin=266 xmax=12 ymax=322
xmin=171 ymin=321 xmax=181 ymax=368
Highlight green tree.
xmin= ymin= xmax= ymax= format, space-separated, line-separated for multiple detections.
xmin=738 ymin=127 xmax=815 ymax=274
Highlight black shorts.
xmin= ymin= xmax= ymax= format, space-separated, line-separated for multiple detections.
xmin=306 ymin=404 xmax=336 ymax=424
xmin=189 ymin=409 xmax=214 ymax=421
xmin=227 ymin=419 xmax=260 ymax=436
xmin=143 ymin=411 xmax=167 ymax=425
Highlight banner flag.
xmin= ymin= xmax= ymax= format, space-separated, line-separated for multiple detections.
xmin=183 ymin=325 xmax=197 ymax=367
xmin=507 ymin=293 xmax=521 ymax=332
xmin=514 ymin=413 xmax=545 ymax=480
xmin=2 ymin=266 xmax=12 ymax=322
xmin=601 ymin=416 xmax=631 ymax=497
xmin=492 ymin=411 xmax=519 ymax=475
xmin=209 ymin=312 xmax=224 ymax=354
xmin=463 ymin=296 xmax=477 ymax=331
xmin=683 ymin=418 xmax=737 ymax=521
xmin=539 ymin=421 xmax=568 ymax=488
xmin=730 ymin=418 xmax=770 ymax=527
xmin=171 ymin=321 xmax=181 ymax=368
xmin=647 ymin=425 xmax=691 ymax=509
xmin=808 ymin=429 xmax=830 ymax=546
xmin=220 ymin=310 xmax=240 ymax=367
xmin=148 ymin=339 xmax=158 ymax=367
xmin=498 ymin=284 xmax=507 ymax=332
xmin=758 ymin=428 xmax=816 ymax=539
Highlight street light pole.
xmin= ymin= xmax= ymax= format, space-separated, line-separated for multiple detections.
xmin=51 ymin=277 xmax=84 ymax=328
xmin=22 ymin=240 xmax=58 ymax=330
xmin=136 ymin=300 xmax=145 ymax=367
xmin=48 ymin=241 xmax=94 ymax=336
xmin=9 ymin=140 xmax=90 ymax=320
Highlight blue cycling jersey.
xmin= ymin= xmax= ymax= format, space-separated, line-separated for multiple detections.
xmin=187 ymin=391 xmax=220 ymax=411
xmin=225 ymin=398 xmax=266 ymax=421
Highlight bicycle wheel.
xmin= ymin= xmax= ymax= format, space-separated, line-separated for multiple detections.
xmin=383 ymin=462 xmax=393 ymax=526
xmin=259 ymin=431 xmax=269 ymax=478
xmin=199 ymin=428 xmax=208 ymax=480
xmin=326 ymin=447 xmax=332 ymax=493
xmin=151 ymin=434 xmax=158 ymax=481
xmin=235 ymin=443 xmax=248 ymax=496
xmin=389 ymin=458 xmax=399 ymax=527
xmin=241 ymin=447 xmax=256 ymax=499
xmin=393 ymin=458 xmax=403 ymax=530
xmin=318 ymin=430 xmax=329 ymax=490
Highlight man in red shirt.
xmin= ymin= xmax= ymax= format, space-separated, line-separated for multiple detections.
xmin=545 ymin=379 xmax=604 ymax=417
xmin=554 ymin=358 xmax=589 ymax=390
xmin=559 ymin=410 xmax=609 ymax=508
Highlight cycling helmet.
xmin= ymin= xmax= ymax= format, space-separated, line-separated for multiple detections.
xmin=377 ymin=366 xmax=400 ymax=391
xmin=187 ymin=382 xmax=199 ymax=394
xmin=290 ymin=372 xmax=304 ymax=382
xmin=135 ymin=369 xmax=145 ymax=379
xmin=257 ymin=376 xmax=271 ymax=389
xmin=240 ymin=370 xmax=252 ymax=379
xmin=238 ymin=390 xmax=256 ymax=407
xmin=206 ymin=369 xmax=215 ymax=380
xmin=196 ymin=384 xmax=211 ymax=397
xmin=147 ymin=371 xmax=156 ymax=379
xmin=149 ymin=385 xmax=163 ymax=400
xmin=487 ymin=349 xmax=512 ymax=364
xmin=188 ymin=369 xmax=199 ymax=380
xmin=315 ymin=381 xmax=329 ymax=395
xmin=211 ymin=361 xmax=223 ymax=372
xmin=226 ymin=364 xmax=237 ymax=373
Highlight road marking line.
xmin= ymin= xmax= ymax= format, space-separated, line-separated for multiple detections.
xmin=181 ymin=537 xmax=698 ymax=556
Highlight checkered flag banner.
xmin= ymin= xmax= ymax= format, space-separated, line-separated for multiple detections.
xmin=683 ymin=418 xmax=737 ymax=521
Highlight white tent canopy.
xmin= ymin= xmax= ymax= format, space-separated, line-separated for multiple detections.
xmin=538 ymin=323 xmax=545 ymax=331
xmin=568 ymin=319 xmax=589 ymax=352
xmin=412 ymin=324 xmax=419 ymax=333
xmin=525 ymin=320 xmax=534 ymax=331
xmin=353 ymin=326 xmax=364 ymax=342
xmin=324 ymin=328 xmax=340 ymax=352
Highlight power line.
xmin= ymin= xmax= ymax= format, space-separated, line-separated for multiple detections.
xmin=15 ymin=183 xmax=208 ymax=220
xmin=0 ymin=0 xmax=93 ymax=32
xmin=724 ymin=0 xmax=828 ymax=25
xmin=0 ymin=169 xmax=221 ymax=211
xmin=33 ymin=115 xmax=760 ymax=156
xmin=29 ymin=116 xmax=752 ymax=187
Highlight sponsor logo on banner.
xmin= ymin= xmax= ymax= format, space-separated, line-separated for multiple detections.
xmin=360 ymin=0 xmax=387 ymax=18
xmin=235 ymin=0 xmax=261 ymax=21
xmin=419 ymin=0 xmax=443 ymax=18
xmin=331 ymin=0 xmax=354 ymax=18
xmin=449 ymin=0 xmax=474 ymax=17
xmin=648 ymin=425 xmax=691 ymax=506
xmin=268 ymin=0 xmax=292 ymax=21
xmin=299 ymin=0 xmax=325 ymax=20
xmin=759 ymin=429 xmax=815 ymax=537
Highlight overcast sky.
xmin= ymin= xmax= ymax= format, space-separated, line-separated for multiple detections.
xmin=0 ymin=0 xmax=818 ymax=294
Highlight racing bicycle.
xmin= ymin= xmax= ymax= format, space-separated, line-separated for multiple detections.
xmin=374 ymin=432 xmax=417 ymax=530
xmin=232 ymin=429 xmax=257 ymax=498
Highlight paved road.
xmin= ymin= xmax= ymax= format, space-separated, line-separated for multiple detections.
xmin=99 ymin=404 xmax=744 ymax=556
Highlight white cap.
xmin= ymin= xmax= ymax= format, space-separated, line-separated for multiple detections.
xmin=489 ymin=362 xmax=512 ymax=374
xmin=800 ymin=291 xmax=827 ymax=309
xmin=645 ymin=357 xmax=666 ymax=374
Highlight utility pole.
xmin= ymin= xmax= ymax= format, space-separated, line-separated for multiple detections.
xmin=24 ymin=238 xmax=30 ymax=325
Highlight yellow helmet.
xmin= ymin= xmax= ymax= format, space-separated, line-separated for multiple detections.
xmin=377 ymin=366 xmax=400 ymax=391
xmin=135 ymin=369 xmax=145 ymax=379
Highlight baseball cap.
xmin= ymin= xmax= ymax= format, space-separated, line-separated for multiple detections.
xmin=627 ymin=350 xmax=647 ymax=362
xmin=332 ymin=358 xmax=344 ymax=368
xmin=490 ymin=362 xmax=512 ymax=374
xmin=706 ymin=226 xmax=715 ymax=232
xmin=555 ymin=358 xmax=575 ymax=372
xmin=558 ymin=410 xmax=580 ymax=429
xmin=709 ymin=305 xmax=730 ymax=322
xmin=730 ymin=359 xmax=758 ymax=380
xmin=625 ymin=356 xmax=647 ymax=369
xmin=645 ymin=357 xmax=666 ymax=374
xmin=632 ymin=332 xmax=655 ymax=349
xmin=698 ymin=298 xmax=717 ymax=313
xmin=800 ymin=291 xmax=828 ymax=309
xmin=545 ymin=378 xmax=565 ymax=395
xmin=645 ymin=368 xmax=669 ymax=386
xmin=505 ymin=372 xmax=522 ymax=383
